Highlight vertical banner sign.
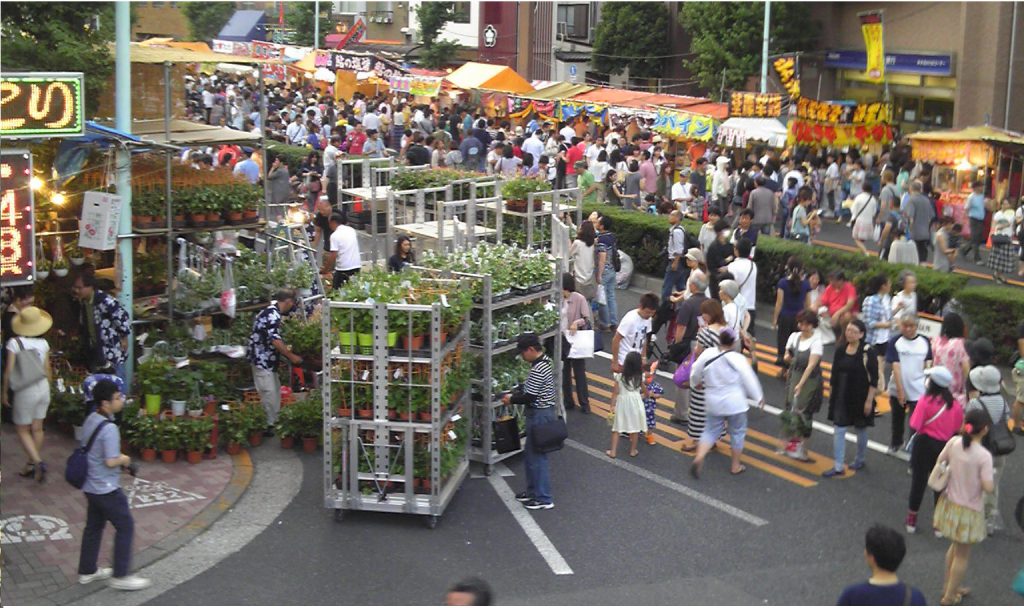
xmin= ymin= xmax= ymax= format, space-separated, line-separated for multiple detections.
xmin=772 ymin=56 xmax=800 ymax=99
xmin=0 ymin=151 xmax=35 ymax=285
xmin=859 ymin=11 xmax=885 ymax=83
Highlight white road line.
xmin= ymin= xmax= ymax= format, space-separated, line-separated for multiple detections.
xmin=594 ymin=351 xmax=909 ymax=462
xmin=486 ymin=474 xmax=574 ymax=576
xmin=565 ymin=438 xmax=769 ymax=527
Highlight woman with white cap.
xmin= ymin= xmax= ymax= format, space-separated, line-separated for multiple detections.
xmin=904 ymin=365 xmax=964 ymax=534
xmin=965 ymin=364 xmax=1009 ymax=535
xmin=1 ymin=306 xmax=54 ymax=482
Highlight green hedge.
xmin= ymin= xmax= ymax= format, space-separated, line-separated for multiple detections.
xmin=583 ymin=202 xmax=1019 ymax=363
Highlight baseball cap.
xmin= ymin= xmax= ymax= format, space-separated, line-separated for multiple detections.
xmin=516 ymin=333 xmax=542 ymax=353
xmin=923 ymin=366 xmax=953 ymax=389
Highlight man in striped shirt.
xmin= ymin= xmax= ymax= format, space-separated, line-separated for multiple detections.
xmin=502 ymin=334 xmax=557 ymax=510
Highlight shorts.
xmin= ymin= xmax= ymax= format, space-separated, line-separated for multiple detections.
xmin=1013 ymin=367 xmax=1024 ymax=403
xmin=13 ymin=380 xmax=50 ymax=425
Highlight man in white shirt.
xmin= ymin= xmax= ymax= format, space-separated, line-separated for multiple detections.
xmin=585 ymin=135 xmax=604 ymax=166
xmin=672 ymin=170 xmax=695 ymax=215
xmin=522 ymin=130 xmax=545 ymax=169
xmin=323 ymin=135 xmax=341 ymax=205
xmin=886 ymin=313 xmax=933 ymax=453
xmin=726 ymin=238 xmax=758 ymax=335
xmin=362 ymin=108 xmax=380 ymax=132
xmin=824 ymin=154 xmax=841 ymax=218
xmin=324 ymin=212 xmax=361 ymax=289
xmin=559 ymin=121 xmax=577 ymax=143
xmin=285 ymin=116 xmax=308 ymax=146
xmin=201 ymin=88 xmax=215 ymax=123
xmin=610 ymin=293 xmax=659 ymax=372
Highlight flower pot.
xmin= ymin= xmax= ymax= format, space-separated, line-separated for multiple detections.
xmin=203 ymin=400 xmax=216 ymax=416
xmin=134 ymin=214 xmax=154 ymax=227
xmin=186 ymin=450 xmax=203 ymax=464
xmin=160 ymin=449 xmax=178 ymax=463
xmin=401 ymin=334 xmax=425 ymax=351
xmin=387 ymin=331 xmax=398 ymax=348
xmin=337 ymin=407 xmax=352 ymax=417
xmin=248 ymin=432 xmax=263 ymax=447
xmin=144 ymin=394 xmax=162 ymax=416
xmin=280 ymin=436 xmax=295 ymax=449
xmin=225 ymin=441 xmax=242 ymax=455
xmin=356 ymin=408 xmax=373 ymax=419
xmin=207 ymin=212 xmax=223 ymax=225
xmin=417 ymin=411 xmax=432 ymax=422
xmin=357 ymin=332 xmax=373 ymax=354
xmin=173 ymin=214 xmax=187 ymax=228
xmin=298 ymin=287 xmax=312 ymax=297
xmin=438 ymin=331 xmax=447 ymax=345
xmin=227 ymin=211 xmax=244 ymax=224
xmin=152 ymin=216 xmax=167 ymax=228
xmin=301 ymin=436 xmax=318 ymax=453
xmin=70 ymin=257 xmax=85 ymax=266
xmin=35 ymin=270 xmax=49 ymax=279
xmin=53 ymin=268 xmax=68 ymax=277
xmin=140 ymin=447 xmax=157 ymax=462
xmin=338 ymin=331 xmax=355 ymax=354
xmin=187 ymin=409 xmax=203 ymax=418
xmin=243 ymin=209 xmax=259 ymax=221
xmin=188 ymin=213 xmax=207 ymax=226
xmin=170 ymin=399 xmax=187 ymax=417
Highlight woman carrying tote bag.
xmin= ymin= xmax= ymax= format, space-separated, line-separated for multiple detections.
xmin=1 ymin=306 xmax=54 ymax=482
xmin=561 ymin=274 xmax=593 ymax=414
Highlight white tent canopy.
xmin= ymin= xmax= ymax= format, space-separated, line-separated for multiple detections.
xmin=717 ymin=117 xmax=788 ymax=149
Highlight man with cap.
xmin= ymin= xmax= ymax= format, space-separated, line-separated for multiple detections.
xmin=502 ymin=334 xmax=558 ymax=510
xmin=965 ymin=364 xmax=1009 ymax=533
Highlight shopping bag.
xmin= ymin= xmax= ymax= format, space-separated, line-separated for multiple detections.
xmin=493 ymin=415 xmax=521 ymax=454
xmin=596 ymin=284 xmax=607 ymax=306
xmin=531 ymin=416 xmax=568 ymax=453
xmin=565 ymin=330 xmax=595 ymax=359
xmin=673 ymin=352 xmax=697 ymax=388
xmin=816 ymin=313 xmax=836 ymax=346
xmin=928 ymin=459 xmax=950 ymax=493
xmin=220 ymin=259 xmax=237 ymax=318
xmin=872 ymin=223 xmax=882 ymax=242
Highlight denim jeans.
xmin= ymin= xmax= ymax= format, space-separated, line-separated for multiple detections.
xmin=598 ymin=270 xmax=618 ymax=328
xmin=524 ymin=407 xmax=556 ymax=504
xmin=661 ymin=264 xmax=688 ymax=301
xmin=832 ymin=425 xmax=869 ymax=472
xmin=78 ymin=488 xmax=134 ymax=578
xmin=701 ymin=412 xmax=747 ymax=452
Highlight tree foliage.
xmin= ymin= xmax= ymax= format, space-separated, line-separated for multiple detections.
xmin=414 ymin=2 xmax=460 ymax=69
xmin=679 ymin=1 xmax=818 ymax=93
xmin=0 ymin=2 xmax=116 ymax=116
xmin=284 ymin=1 xmax=331 ymax=47
xmin=180 ymin=2 xmax=234 ymax=43
xmin=591 ymin=3 xmax=669 ymax=78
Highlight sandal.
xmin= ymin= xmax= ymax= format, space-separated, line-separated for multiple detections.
xmin=731 ymin=465 xmax=747 ymax=475
xmin=628 ymin=450 xmax=639 ymax=457
xmin=605 ymin=450 xmax=616 ymax=459
xmin=940 ymin=593 xmax=963 ymax=606
xmin=680 ymin=442 xmax=697 ymax=454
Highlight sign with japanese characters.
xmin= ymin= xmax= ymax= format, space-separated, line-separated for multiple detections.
xmin=0 ymin=150 xmax=35 ymax=285
xmin=795 ymin=98 xmax=892 ymax=125
xmin=317 ymin=50 xmax=407 ymax=80
xmin=0 ymin=72 xmax=85 ymax=138
xmin=773 ymin=56 xmax=800 ymax=99
xmin=787 ymin=119 xmax=894 ymax=148
xmin=652 ymin=109 xmax=717 ymax=142
xmin=729 ymin=92 xmax=783 ymax=118
xmin=859 ymin=11 xmax=885 ymax=83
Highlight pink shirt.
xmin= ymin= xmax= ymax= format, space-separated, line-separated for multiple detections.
xmin=939 ymin=439 xmax=993 ymax=513
xmin=639 ymin=160 xmax=658 ymax=193
xmin=909 ymin=394 xmax=963 ymax=442
xmin=931 ymin=336 xmax=968 ymax=403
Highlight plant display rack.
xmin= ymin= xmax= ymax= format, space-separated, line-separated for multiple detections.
xmin=322 ymin=275 xmax=472 ymax=528
xmin=477 ymin=185 xmax=583 ymax=250
xmin=418 ymin=245 xmax=563 ymax=474
xmin=386 ymin=180 xmax=502 ymax=257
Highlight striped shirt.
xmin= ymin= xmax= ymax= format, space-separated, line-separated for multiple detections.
xmin=523 ymin=355 xmax=556 ymax=409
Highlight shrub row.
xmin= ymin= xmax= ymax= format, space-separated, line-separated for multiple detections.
xmin=582 ymin=202 xmax=1022 ymax=363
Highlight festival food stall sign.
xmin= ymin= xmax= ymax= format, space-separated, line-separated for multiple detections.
xmin=729 ymin=92 xmax=783 ymax=118
xmin=652 ymin=108 xmax=716 ymax=142
xmin=388 ymin=75 xmax=442 ymax=97
xmin=787 ymin=120 xmax=894 ymax=148
xmin=773 ymin=56 xmax=800 ymax=99
xmin=557 ymin=100 xmax=608 ymax=124
xmin=315 ymin=50 xmax=407 ymax=80
xmin=0 ymin=150 xmax=35 ymax=285
xmin=251 ymin=41 xmax=286 ymax=80
xmin=508 ymin=97 xmax=555 ymax=122
xmin=795 ymin=98 xmax=892 ymax=125
xmin=0 ymin=72 xmax=85 ymax=138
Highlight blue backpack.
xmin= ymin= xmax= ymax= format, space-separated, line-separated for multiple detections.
xmin=65 ymin=421 xmax=111 ymax=489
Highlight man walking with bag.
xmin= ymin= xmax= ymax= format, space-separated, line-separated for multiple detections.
xmin=503 ymin=334 xmax=558 ymax=510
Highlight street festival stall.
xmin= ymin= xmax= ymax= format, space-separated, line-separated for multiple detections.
xmin=507 ymin=82 xmax=594 ymax=127
xmin=444 ymin=62 xmax=535 ymax=119
xmin=717 ymin=92 xmax=788 ymax=150
xmin=908 ymin=125 xmax=1024 ymax=237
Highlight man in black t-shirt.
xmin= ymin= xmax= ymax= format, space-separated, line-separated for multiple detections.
xmin=312 ymin=198 xmax=333 ymax=253
xmin=405 ymin=133 xmax=430 ymax=166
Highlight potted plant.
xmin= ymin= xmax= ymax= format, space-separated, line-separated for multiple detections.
xmin=205 ymin=188 xmax=224 ymax=226
xmin=296 ymin=395 xmax=322 ymax=453
xmin=185 ymin=188 xmax=209 ymax=226
xmin=66 ymin=242 xmax=86 ymax=266
xmin=501 ymin=177 xmax=550 ymax=212
xmin=290 ymin=264 xmax=316 ymax=297
xmin=35 ymin=258 xmax=50 ymax=280
xmin=281 ymin=312 xmax=323 ymax=369
xmin=226 ymin=193 xmax=247 ymax=224
xmin=132 ymin=412 xmax=159 ymax=462
xmin=181 ymin=416 xmax=214 ymax=464
xmin=413 ymin=449 xmax=431 ymax=494
xmin=245 ymin=403 xmax=268 ymax=447
xmin=274 ymin=403 xmax=298 ymax=449
xmin=353 ymin=383 xmax=373 ymax=420
xmin=155 ymin=415 xmax=181 ymax=463
xmin=137 ymin=357 xmax=173 ymax=415
xmin=222 ymin=406 xmax=248 ymax=454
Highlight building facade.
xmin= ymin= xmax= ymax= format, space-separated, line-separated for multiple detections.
xmin=806 ymin=1 xmax=1024 ymax=133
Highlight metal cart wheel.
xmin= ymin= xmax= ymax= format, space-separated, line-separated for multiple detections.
xmin=334 ymin=508 xmax=345 ymax=522
xmin=426 ymin=515 xmax=439 ymax=529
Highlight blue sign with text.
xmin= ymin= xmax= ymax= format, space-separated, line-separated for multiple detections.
xmin=824 ymin=50 xmax=954 ymax=76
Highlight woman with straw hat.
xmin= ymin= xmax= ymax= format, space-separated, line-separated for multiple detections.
xmin=1 ymin=305 xmax=54 ymax=482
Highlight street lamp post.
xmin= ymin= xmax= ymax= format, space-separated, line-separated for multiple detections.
xmin=761 ymin=0 xmax=771 ymax=94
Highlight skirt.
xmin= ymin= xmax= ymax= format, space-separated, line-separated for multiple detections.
xmin=852 ymin=216 xmax=874 ymax=241
xmin=934 ymin=495 xmax=986 ymax=544
xmin=987 ymin=242 xmax=1017 ymax=274
xmin=612 ymin=391 xmax=648 ymax=434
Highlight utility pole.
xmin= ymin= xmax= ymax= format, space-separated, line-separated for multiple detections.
xmin=115 ymin=0 xmax=134 ymax=384
xmin=720 ymin=68 xmax=727 ymax=102
xmin=314 ymin=0 xmax=320 ymax=49
xmin=761 ymin=0 xmax=771 ymax=93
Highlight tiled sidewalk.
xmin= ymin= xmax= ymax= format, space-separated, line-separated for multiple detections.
xmin=1 ymin=422 xmax=250 ymax=605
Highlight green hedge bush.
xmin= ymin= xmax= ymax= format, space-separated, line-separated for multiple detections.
xmin=583 ymin=202 xmax=1018 ymax=362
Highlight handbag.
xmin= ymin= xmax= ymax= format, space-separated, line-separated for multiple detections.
xmin=903 ymin=404 xmax=947 ymax=453
xmin=65 ymin=420 xmax=111 ymax=489
xmin=927 ymin=458 xmax=950 ymax=493
xmin=493 ymin=415 xmax=521 ymax=454
xmin=872 ymin=223 xmax=883 ymax=242
xmin=9 ymin=338 xmax=47 ymax=392
xmin=565 ymin=330 xmax=595 ymax=359
xmin=991 ymin=233 xmax=1012 ymax=246
xmin=530 ymin=413 xmax=568 ymax=453
xmin=673 ymin=352 xmax=697 ymax=388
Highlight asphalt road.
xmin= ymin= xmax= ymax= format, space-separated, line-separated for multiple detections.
xmin=142 ymin=287 xmax=1024 ymax=606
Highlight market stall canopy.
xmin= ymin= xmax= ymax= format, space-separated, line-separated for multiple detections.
xmin=118 ymin=42 xmax=287 ymax=65
xmin=97 ymin=119 xmax=262 ymax=146
xmin=908 ymin=124 xmax=1024 ymax=147
xmin=717 ymin=117 xmax=788 ymax=148
xmin=294 ymin=51 xmax=318 ymax=73
xmin=526 ymin=82 xmax=594 ymax=101
xmin=217 ymin=10 xmax=266 ymax=42
xmin=445 ymin=62 xmax=533 ymax=94
xmin=908 ymin=124 xmax=1024 ymax=165
xmin=138 ymin=38 xmax=213 ymax=54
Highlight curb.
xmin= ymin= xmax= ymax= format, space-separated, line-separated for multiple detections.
xmin=43 ymin=450 xmax=255 ymax=605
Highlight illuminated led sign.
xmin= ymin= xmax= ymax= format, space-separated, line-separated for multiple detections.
xmin=0 ymin=72 xmax=85 ymax=138
xmin=0 ymin=150 xmax=36 ymax=285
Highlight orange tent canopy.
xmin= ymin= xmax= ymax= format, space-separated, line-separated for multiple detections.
xmin=445 ymin=62 xmax=533 ymax=94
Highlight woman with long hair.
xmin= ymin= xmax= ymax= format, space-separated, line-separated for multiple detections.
xmin=387 ymin=235 xmax=415 ymax=273
xmin=782 ymin=309 xmax=823 ymax=461
xmin=931 ymin=313 xmax=970 ymax=405
xmin=568 ymin=221 xmax=597 ymax=302
xmin=904 ymin=366 xmax=963 ymax=534
xmin=604 ymin=169 xmax=624 ymax=207
xmin=934 ymin=408 xmax=994 ymax=605
xmin=824 ymin=319 xmax=878 ymax=477
xmin=771 ymin=257 xmax=808 ymax=367
xmin=656 ymin=162 xmax=675 ymax=207
xmin=679 ymin=299 xmax=726 ymax=454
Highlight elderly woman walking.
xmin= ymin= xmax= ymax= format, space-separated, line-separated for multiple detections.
xmin=688 ymin=327 xmax=764 ymax=478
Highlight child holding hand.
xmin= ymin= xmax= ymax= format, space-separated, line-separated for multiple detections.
xmin=607 ymin=351 xmax=649 ymax=458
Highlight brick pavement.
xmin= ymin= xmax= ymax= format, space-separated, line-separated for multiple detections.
xmin=1 ymin=422 xmax=250 ymax=605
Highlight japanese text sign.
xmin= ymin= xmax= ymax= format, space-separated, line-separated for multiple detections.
xmin=795 ymin=98 xmax=892 ymax=125
xmin=0 ymin=72 xmax=85 ymax=138
xmin=0 ymin=151 xmax=35 ymax=285
xmin=729 ymin=92 xmax=783 ymax=118
xmin=773 ymin=56 xmax=800 ymax=99
xmin=78 ymin=191 xmax=122 ymax=251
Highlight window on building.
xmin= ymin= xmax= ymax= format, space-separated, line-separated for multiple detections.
xmin=921 ymin=98 xmax=954 ymax=127
xmin=448 ymin=2 xmax=471 ymax=24
xmin=557 ymin=4 xmax=590 ymax=40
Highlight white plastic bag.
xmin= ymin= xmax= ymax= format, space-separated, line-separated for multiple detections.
xmin=616 ymin=250 xmax=634 ymax=289
xmin=596 ymin=284 xmax=607 ymax=306
xmin=565 ymin=330 xmax=595 ymax=359
xmin=220 ymin=259 xmax=237 ymax=318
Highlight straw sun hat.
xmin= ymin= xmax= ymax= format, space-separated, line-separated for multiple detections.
xmin=11 ymin=306 xmax=53 ymax=337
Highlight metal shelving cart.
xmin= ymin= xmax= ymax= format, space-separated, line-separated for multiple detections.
xmin=322 ymin=281 xmax=471 ymax=528
xmin=476 ymin=186 xmax=584 ymax=250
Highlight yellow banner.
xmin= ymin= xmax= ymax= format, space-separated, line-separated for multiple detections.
xmin=860 ymin=12 xmax=885 ymax=83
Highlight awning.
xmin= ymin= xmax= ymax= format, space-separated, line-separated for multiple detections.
xmin=445 ymin=62 xmax=533 ymax=94
xmin=119 ymin=42 xmax=286 ymax=65
xmin=217 ymin=10 xmax=266 ymax=42
xmin=98 ymin=119 xmax=262 ymax=146
xmin=717 ymin=117 xmax=788 ymax=148
xmin=908 ymin=124 xmax=1024 ymax=146
xmin=138 ymin=38 xmax=213 ymax=54
xmin=525 ymin=82 xmax=594 ymax=101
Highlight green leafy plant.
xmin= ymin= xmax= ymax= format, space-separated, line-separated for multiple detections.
xmin=124 ymin=407 xmax=158 ymax=449
xmin=281 ymin=311 xmax=323 ymax=359
xmin=137 ymin=357 xmax=173 ymax=396
xmin=155 ymin=418 xmax=182 ymax=451
xmin=180 ymin=416 xmax=215 ymax=451
xmin=501 ymin=176 xmax=551 ymax=201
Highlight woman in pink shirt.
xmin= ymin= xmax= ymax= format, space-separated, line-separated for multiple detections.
xmin=904 ymin=366 xmax=963 ymax=535
xmin=933 ymin=408 xmax=994 ymax=606
xmin=930 ymin=313 xmax=970 ymax=405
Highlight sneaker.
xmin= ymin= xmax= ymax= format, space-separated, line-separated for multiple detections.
xmin=905 ymin=511 xmax=918 ymax=534
xmin=850 ymin=461 xmax=866 ymax=471
xmin=108 ymin=575 xmax=152 ymax=591
xmin=822 ymin=467 xmax=846 ymax=478
xmin=78 ymin=568 xmax=113 ymax=585
xmin=933 ymin=529 xmax=943 ymax=539
xmin=669 ymin=417 xmax=688 ymax=427
xmin=524 ymin=499 xmax=554 ymax=510
xmin=514 ymin=491 xmax=533 ymax=503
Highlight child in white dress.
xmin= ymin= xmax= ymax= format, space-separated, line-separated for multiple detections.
xmin=607 ymin=351 xmax=649 ymax=458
